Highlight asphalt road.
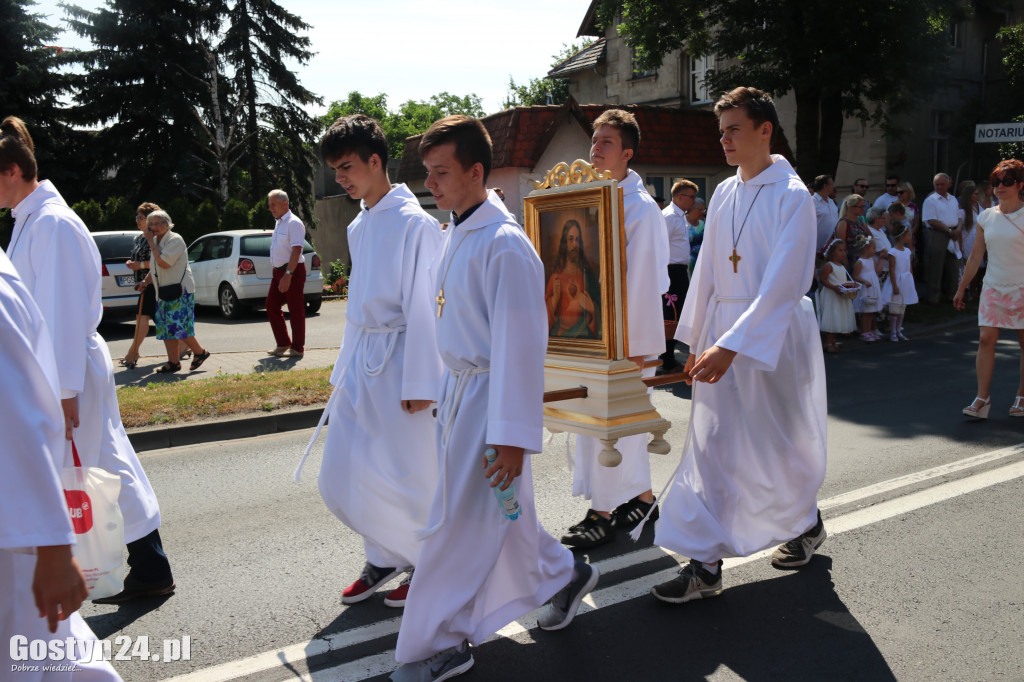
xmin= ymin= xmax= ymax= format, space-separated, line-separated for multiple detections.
xmin=79 ymin=323 xmax=1024 ymax=681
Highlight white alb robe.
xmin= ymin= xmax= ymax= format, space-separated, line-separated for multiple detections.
xmin=7 ymin=181 xmax=161 ymax=543
xmin=395 ymin=192 xmax=573 ymax=663
xmin=0 ymin=251 xmax=122 ymax=682
xmin=315 ymin=184 xmax=443 ymax=569
xmin=573 ymin=169 xmax=670 ymax=511
xmin=656 ymin=155 xmax=827 ymax=563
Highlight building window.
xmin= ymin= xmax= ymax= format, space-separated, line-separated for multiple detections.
xmin=631 ymin=47 xmax=656 ymax=79
xmin=948 ymin=22 xmax=962 ymax=50
xmin=690 ymin=54 xmax=714 ymax=104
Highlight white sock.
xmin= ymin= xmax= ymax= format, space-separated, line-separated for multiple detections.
xmin=702 ymin=561 xmax=720 ymax=574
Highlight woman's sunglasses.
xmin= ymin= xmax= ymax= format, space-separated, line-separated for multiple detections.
xmin=993 ymin=176 xmax=1021 ymax=187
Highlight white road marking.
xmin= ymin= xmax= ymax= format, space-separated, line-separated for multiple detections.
xmin=164 ymin=445 xmax=1024 ymax=682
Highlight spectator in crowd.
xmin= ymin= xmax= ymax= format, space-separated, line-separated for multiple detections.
xmin=121 ymin=202 xmax=189 ymax=369
xmin=835 ymin=194 xmax=870 ymax=268
xmin=853 ymin=178 xmax=870 ymax=200
xmin=818 ymin=238 xmax=857 ymax=353
xmin=812 ymin=174 xmax=839 ymax=252
xmin=955 ymin=159 xmax=1024 ymax=419
xmin=953 ymin=182 xmax=980 ymax=268
xmin=660 ymin=179 xmax=695 ymax=372
xmin=897 ymin=181 xmax=923 ymax=274
xmin=266 ymin=189 xmax=307 ymax=358
xmin=864 ymin=206 xmax=893 ymax=311
xmin=852 ymin=235 xmax=884 ymax=341
xmin=873 ymin=175 xmax=901 ymax=211
xmin=922 ymin=173 xmax=961 ymax=304
xmin=888 ymin=222 xmax=918 ymax=342
xmin=686 ymin=197 xmax=706 ymax=278
xmin=977 ymin=180 xmax=996 ymax=210
xmin=144 ymin=210 xmax=211 ymax=374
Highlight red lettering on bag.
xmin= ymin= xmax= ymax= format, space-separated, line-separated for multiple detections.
xmin=64 ymin=490 xmax=94 ymax=534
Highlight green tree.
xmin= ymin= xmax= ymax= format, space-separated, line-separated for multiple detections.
xmin=321 ymin=91 xmax=484 ymax=160
xmin=64 ymin=0 xmax=215 ymax=203
xmin=219 ymin=0 xmax=321 ymax=209
xmin=166 ymin=197 xmax=196 ymax=239
xmin=1 ymin=0 xmax=82 ymax=195
xmin=248 ymin=196 xmax=273 ymax=231
xmin=503 ymin=41 xmax=594 ymax=108
xmin=220 ymin=197 xmax=250 ymax=231
xmin=99 ymin=196 xmax=135 ymax=231
xmin=997 ymin=23 xmax=1024 ymax=161
xmin=71 ymin=198 xmax=103 ymax=231
xmin=597 ymin=0 xmax=970 ymax=180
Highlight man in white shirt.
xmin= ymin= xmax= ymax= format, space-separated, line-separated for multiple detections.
xmin=811 ymin=174 xmax=839 ymax=252
xmin=873 ymin=175 xmax=901 ymax=211
xmin=660 ymin=179 xmax=695 ymax=372
xmin=266 ymin=190 xmax=307 ymax=357
xmin=921 ymin=173 xmax=961 ymax=304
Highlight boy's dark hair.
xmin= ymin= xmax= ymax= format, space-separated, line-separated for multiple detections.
xmin=714 ymin=87 xmax=781 ymax=145
xmin=592 ymin=108 xmax=640 ymax=153
xmin=419 ymin=115 xmax=492 ymax=183
xmin=319 ymin=114 xmax=389 ymax=166
xmin=0 ymin=116 xmax=38 ymax=181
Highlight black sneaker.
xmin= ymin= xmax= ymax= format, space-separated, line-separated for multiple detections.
xmin=650 ymin=559 xmax=723 ymax=603
xmin=537 ymin=560 xmax=600 ymax=630
xmin=771 ymin=510 xmax=827 ymax=568
xmin=560 ymin=510 xmax=613 ymax=549
xmin=390 ymin=640 xmax=473 ymax=682
xmin=610 ymin=496 xmax=659 ymax=531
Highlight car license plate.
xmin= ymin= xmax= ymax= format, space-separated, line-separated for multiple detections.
xmin=117 ymin=275 xmax=135 ymax=287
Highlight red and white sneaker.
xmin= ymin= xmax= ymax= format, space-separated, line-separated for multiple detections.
xmin=341 ymin=563 xmax=400 ymax=604
xmin=383 ymin=572 xmax=413 ymax=608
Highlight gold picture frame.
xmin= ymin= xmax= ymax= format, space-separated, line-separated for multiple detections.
xmin=524 ymin=181 xmax=628 ymax=359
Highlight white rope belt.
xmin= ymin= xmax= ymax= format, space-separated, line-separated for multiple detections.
xmin=415 ymin=364 xmax=490 ymax=540
xmin=293 ymin=324 xmax=406 ymax=482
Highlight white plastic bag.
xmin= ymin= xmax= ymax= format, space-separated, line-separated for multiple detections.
xmin=62 ymin=440 xmax=126 ymax=599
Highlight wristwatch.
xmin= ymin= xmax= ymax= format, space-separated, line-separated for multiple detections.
xmin=285 ymin=269 xmax=292 ymax=275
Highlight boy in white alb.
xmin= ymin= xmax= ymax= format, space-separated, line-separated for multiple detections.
xmin=297 ymin=114 xmax=443 ymax=607
xmin=648 ymin=88 xmax=829 ymax=603
xmin=0 ymin=249 xmax=122 ymax=681
xmin=562 ymin=109 xmax=670 ymax=549
xmin=391 ymin=116 xmax=598 ymax=682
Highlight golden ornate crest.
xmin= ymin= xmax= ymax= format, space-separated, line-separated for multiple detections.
xmin=532 ymin=159 xmax=614 ymax=190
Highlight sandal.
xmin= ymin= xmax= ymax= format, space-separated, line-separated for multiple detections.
xmin=190 ymin=350 xmax=211 ymax=371
xmin=825 ymin=342 xmax=840 ymax=354
xmin=1010 ymin=396 xmax=1024 ymax=418
xmin=180 ymin=348 xmax=193 ymax=360
xmin=156 ymin=362 xmax=181 ymax=374
xmin=962 ymin=397 xmax=991 ymax=419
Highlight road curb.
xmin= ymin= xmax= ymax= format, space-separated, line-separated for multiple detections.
xmin=128 ymin=407 xmax=324 ymax=453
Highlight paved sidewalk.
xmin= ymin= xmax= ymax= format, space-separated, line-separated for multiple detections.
xmin=114 ymin=346 xmax=339 ymax=388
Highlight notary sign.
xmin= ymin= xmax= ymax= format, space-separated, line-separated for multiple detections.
xmin=975 ymin=122 xmax=1024 ymax=143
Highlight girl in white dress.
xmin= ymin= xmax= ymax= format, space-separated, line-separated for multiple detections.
xmin=818 ymin=238 xmax=857 ymax=352
xmin=888 ymin=223 xmax=918 ymax=342
xmin=852 ymin=235 xmax=883 ymax=341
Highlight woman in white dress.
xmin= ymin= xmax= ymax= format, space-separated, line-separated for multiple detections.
xmin=955 ymin=159 xmax=1024 ymax=419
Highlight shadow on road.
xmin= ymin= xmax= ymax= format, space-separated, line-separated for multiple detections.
xmin=84 ymin=593 xmax=175 ymax=639
xmin=469 ymin=556 xmax=894 ymax=681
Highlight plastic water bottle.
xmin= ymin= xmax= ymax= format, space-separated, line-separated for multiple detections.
xmin=484 ymin=448 xmax=520 ymax=520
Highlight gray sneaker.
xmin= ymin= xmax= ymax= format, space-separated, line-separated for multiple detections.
xmin=389 ymin=640 xmax=473 ymax=682
xmin=771 ymin=511 xmax=827 ymax=568
xmin=650 ymin=559 xmax=723 ymax=603
xmin=537 ymin=560 xmax=599 ymax=631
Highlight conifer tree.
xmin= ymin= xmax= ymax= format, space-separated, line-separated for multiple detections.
xmin=219 ymin=0 xmax=321 ymax=218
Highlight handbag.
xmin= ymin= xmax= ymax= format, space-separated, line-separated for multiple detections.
xmin=62 ymin=439 xmax=126 ymax=599
xmin=155 ymin=265 xmax=186 ymax=301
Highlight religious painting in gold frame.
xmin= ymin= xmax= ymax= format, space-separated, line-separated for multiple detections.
xmin=524 ymin=184 xmax=626 ymax=359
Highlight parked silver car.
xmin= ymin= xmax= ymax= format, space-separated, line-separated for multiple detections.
xmin=91 ymin=230 xmax=141 ymax=318
xmin=187 ymin=230 xmax=323 ymax=319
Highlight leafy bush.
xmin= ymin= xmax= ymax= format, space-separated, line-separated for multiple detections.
xmin=72 ymin=199 xmax=104 ymax=232
xmin=221 ymin=198 xmax=251 ymax=231
xmin=166 ymin=198 xmax=197 ymax=242
xmin=249 ymin=197 xmax=274 ymax=231
xmin=194 ymin=200 xmax=221 ymax=237
xmin=100 ymin=196 xmax=135 ymax=231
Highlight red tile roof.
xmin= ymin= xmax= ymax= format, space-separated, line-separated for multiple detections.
xmin=398 ymin=97 xmax=793 ymax=181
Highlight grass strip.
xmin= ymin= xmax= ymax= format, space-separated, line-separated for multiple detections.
xmin=118 ymin=366 xmax=333 ymax=428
